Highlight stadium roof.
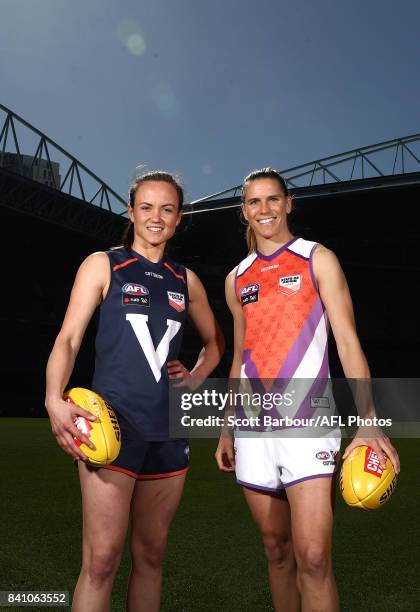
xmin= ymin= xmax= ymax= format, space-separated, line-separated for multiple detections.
xmin=188 ymin=132 xmax=420 ymax=214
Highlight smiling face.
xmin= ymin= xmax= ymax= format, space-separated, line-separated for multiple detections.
xmin=128 ymin=180 xmax=182 ymax=249
xmin=242 ymin=177 xmax=292 ymax=243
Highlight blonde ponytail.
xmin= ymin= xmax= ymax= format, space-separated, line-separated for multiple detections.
xmin=246 ymin=225 xmax=257 ymax=253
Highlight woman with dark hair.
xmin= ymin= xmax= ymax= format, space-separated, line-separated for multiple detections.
xmin=215 ymin=168 xmax=399 ymax=611
xmin=45 ymin=171 xmax=224 ymax=611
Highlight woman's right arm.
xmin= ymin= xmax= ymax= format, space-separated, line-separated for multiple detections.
xmin=215 ymin=268 xmax=245 ymax=472
xmin=45 ymin=252 xmax=110 ymax=461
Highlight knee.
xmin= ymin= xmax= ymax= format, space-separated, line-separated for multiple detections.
xmin=261 ymin=533 xmax=294 ymax=566
xmin=297 ymin=546 xmax=330 ymax=578
xmin=86 ymin=549 xmax=121 ymax=587
xmin=131 ymin=536 xmax=168 ymax=572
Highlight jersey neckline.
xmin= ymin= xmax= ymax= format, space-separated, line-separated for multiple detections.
xmin=130 ymin=248 xmax=166 ymax=269
xmin=256 ymin=236 xmax=298 ymax=261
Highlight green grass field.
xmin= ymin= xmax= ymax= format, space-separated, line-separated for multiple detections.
xmin=1 ymin=419 xmax=419 ymax=611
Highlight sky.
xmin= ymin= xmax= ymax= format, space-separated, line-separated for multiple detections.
xmin=1 ymin=0 xmax=419 ymax=203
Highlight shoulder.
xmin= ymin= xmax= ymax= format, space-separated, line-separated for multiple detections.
xmin=79 ymin=251 xmax=110 ymax=272
xmin=185 ymin=268 xmax=206 ymax=300
xmin=184 ymin=268 xmax=203 ymax=289
xmin=226 ymin=265 xmax=238 ymax=284
xmin=312 ymin=244 xmax=340 ymax=269
xmin=312 ymin=244 xmax=346 ymax=289
xmin=71 ymin=252 xmax=110 ymax=296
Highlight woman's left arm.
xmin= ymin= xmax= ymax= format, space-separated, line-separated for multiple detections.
xmin=313 ymin=245 xmax=400 ymax=473
xmin=167 ymin=268 xmax=225 ymax=383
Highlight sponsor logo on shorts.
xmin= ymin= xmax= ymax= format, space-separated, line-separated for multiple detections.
xmin=278 ymin=274 xmax=302 ymax=295
xmin=316 ymin=451 xmax=330 ymax=461
xmin=363 ymin=447 xmax=384 ymax=478
xmin=240 ymin=283 xmax=260 ymax=306
xmin=184 ymin=445 xmax=190 ymax=457
xmin=315 ymin=450 xmax=337 ymax=466
xmin=122 ymin=283 xmax=150 ymax=307
xmin=167 ymin=291 xmax=185 ymax=312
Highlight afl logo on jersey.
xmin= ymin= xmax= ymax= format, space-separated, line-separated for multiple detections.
xmin=240 ymin=283 xmax=260 ymax=306
xmin=278 ymin=274 xmax=302 ymax=295
xmin=122 ymin=283 xmax=150 ymax=307
xmin=122 ymin=283 xmax=149 ymax=295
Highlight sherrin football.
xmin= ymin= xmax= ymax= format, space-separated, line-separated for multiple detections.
xmin=63 ymin=387 xmax=121 ymax=466
xmin=340 ymin=445 xmax=397 ymax=510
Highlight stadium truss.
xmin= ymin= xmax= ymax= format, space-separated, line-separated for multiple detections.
xmin=189 ymin=133 xmax=420 ymax=212
xmin=0 ymin=103 xmax=127 ymax=213
xmin=1 ymin=101 xmax=419 ymax=225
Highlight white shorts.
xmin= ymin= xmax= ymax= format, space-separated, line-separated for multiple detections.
xmin=234 ymin=435 xmax=341 ymax=493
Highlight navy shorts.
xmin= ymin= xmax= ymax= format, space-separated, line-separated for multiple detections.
xmin=103 ymin=421 xmax=189 ymax=480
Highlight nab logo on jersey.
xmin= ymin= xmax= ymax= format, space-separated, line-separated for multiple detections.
xmin=122 ymin=283 xmax=150 ymax=307
xmin=240 ymin=283 xmax=260 ymax=306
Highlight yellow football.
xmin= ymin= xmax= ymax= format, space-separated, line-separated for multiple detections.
xmin=340 ymin=445 xmax=397 ymax=510
xmin=64 ymin=387 xmax=121 ymax=466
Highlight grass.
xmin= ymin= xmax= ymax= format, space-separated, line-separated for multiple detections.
xmin=0 ymin=418 xmax=418 ymax=611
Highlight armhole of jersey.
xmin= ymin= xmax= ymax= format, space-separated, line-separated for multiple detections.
xmin=233 ymin=265 xmax=240 ymax=302
xmin=183 ymin=266 xmax=190 ymax=309
xmin=100 ymin=252 xmax=113 ymax=305
xmin=309 ymin=243 xmax=320 ymax=293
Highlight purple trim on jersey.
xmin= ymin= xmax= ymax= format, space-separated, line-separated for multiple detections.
xmin=243 ymin=353 xmax=269 ymax=395
xmin=286 ymin=250 xmax=309 ymax=262
xmin=276 ymin=297 xmax=325 ymax=380
xmin=294 ymin=344 xmax=331 ymax=420
xmin=257 ymin=236 xmax=298 ymax=261
xmin=243 ymin=349 xmax=260 ymax=379
xmin=309 ymin=243 xmax=319 ymax=292
xmin=237 ymin=479 xmax=283 ymax=493
xmin=283 ymin=471 xmax=338 ymax=488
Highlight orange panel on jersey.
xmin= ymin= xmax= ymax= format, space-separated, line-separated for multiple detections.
xmin=236 ymin=248 xmax=318 ymax=380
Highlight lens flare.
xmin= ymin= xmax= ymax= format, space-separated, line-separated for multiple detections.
xmin=117 ymin=19 xmax=146 ymax=56
xmin=127 ymin=33 xmax=146 ymax=56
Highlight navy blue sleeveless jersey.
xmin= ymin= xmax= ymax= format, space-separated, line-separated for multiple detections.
xmin=91 ymin=248 xmax=189 ymax=441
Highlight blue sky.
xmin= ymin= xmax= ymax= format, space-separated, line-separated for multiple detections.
xmin=1 ymin=0 xmax=419 ymax=202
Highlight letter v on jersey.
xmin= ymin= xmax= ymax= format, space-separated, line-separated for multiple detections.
xmin=126 ymin=314 xmax=182 ymax=382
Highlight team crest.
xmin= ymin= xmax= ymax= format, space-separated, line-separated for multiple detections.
xmin=167 ymin=291 xmax=185 ymax=312
xmin=278 ymin=274 xmax=302 ymax=295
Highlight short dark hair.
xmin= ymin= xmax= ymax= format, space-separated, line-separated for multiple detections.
xmin=123 ymin=170 xmax=184 ymax=252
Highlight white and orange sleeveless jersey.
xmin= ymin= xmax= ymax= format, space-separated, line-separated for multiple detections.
xmin=233 ymin=237 xmax=340 ymax=490
xmin=235 ymin=236 xmax=329 ymax=382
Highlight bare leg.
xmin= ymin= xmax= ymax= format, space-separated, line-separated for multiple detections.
xmin=243 ymin=487 xmax=300 ymax=612
xmin=286 ymin=477 xmax=339 ymax=612
xmin=72 ymin=464 xmax=136 ymax=612
xmin=127 ymin=473 xmax=186 ymax=612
